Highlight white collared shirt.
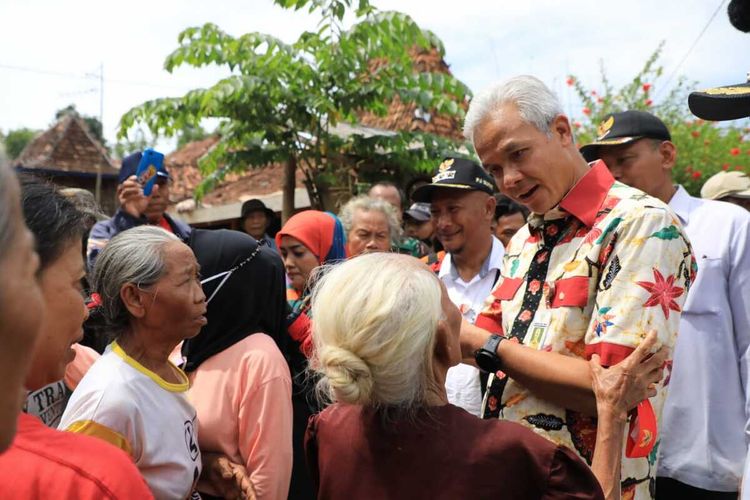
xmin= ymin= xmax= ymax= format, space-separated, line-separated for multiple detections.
xmin=658 ymin=185 xmax=750 ymax=492
xmin=440 ymin=236 xmax=505 ymax=416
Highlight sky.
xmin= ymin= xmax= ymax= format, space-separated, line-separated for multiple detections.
xmin=0 ymin=0 xmax=746 ymax=151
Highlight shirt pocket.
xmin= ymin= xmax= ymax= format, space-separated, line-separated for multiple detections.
xmin=549 ymin=276 xmax=590 ymax=308
xmin=683 ymin=256 xmax=724 ymax=315
xmin=492 ymin=277 xmax=524 ymax=301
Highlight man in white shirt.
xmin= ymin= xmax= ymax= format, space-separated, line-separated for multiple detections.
xmin=413 ymin=157 xmax=504 ymax=416
xmin=581 ymin=110 xmax=750 ymax=499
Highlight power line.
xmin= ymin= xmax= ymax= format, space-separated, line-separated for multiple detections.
xmin=0 ymin=62 xmax=193 ymax=91
xmin=656 ymin=0 xmax=727 ymax=99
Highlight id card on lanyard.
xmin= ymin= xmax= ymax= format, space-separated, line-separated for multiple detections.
xmin=526 ymin=310 xmax=551 ymax=350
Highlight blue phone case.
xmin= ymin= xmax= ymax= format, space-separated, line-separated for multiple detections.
xmin=135 ymin=149 xmax=165 ymax=196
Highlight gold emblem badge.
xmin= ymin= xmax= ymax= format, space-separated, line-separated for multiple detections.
xmin=702 ymin=86 xmax=750 ymax=96
xmin=438 ymin=158 xmax=455 ymax=172
xmin=597 ymin=116 xmax=615 ymax=140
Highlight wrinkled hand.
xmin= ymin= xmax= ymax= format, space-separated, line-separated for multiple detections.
xmin=198 ymin=453 xmax=256 ymax=500
xmin=118 ymin=175 xmax=157 ymax=219
xmin=589 ymin=331 xmax=669 ymax=420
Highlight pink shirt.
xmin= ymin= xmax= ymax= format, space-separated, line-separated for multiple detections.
xmin=188 ymin=333 xmax=293 ymax=500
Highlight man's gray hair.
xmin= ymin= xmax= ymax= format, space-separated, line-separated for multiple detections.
xmin=339 ymin=194 xmax=402 ymax=243
xmin=91 ymin=226 xmax=180 ymax=337
xmin=463 ymin=75 xmax=564 ymax=144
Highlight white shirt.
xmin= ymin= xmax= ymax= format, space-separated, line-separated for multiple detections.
xmin=60 ymin=342 xmax=202 ymax=500
xmin=658 ymin=186 xmax=750 ymax=492
xmin=440 ymin=236 xmax=505 ymax=416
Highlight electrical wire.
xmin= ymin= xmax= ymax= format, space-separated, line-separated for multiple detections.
xmin=656 ymin=0 xmax=728 ymax=99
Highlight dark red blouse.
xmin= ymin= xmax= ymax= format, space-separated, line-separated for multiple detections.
xmin=306 ymin=403 xmax=604 ymax=500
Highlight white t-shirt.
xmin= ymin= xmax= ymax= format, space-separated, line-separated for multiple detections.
xmin=60 ymin=342 xmax=201 ymax=500
xmin=440 ymin=237 xmax=505 ymax=416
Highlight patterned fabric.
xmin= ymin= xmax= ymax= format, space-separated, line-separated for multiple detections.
xmin=477 ymin=160 xmax=695 ymax=500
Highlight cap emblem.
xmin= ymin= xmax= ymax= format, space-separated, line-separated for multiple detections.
xmin=702 ymin=86 xmax=750 ymax=96
xmin=597 ymin=116 xmax=615 ymax=140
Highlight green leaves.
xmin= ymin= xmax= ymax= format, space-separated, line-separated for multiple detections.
xmin=119 ymin=1 xmax=469 ymax=205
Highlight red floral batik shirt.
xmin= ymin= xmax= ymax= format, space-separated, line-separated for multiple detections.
xmin=476 ymin=160 xmax=695 ymax=500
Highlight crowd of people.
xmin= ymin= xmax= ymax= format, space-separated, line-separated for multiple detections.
xmin=1 ymin=71 xmax=749 ymax=500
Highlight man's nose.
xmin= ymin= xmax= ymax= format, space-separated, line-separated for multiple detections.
xmin=502 ymin=167 xmax=524 ymax=191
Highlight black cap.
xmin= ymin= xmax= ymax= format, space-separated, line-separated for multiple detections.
xmin=688 ymin=79 xmax=750 ymax=121
xmin=403 ymin=202 xmax=431 ymax=222
xmin=241 ymin=199 xmax=275 ymax=220
xmin=579 ymin=111 xmax=671 ymax=162
xmin=412 ymin=157 xmax=497 ymax=203
xmin=118 ymin=151 xmax=170 ymax=184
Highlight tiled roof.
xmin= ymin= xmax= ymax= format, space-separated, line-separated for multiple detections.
xmin=165 ymin=136 xmax=305 ymax=206
xmin=14 ymin=115 xmax=118 ymax=176
xmin=357 ymin=47 xmax=468 ymax=141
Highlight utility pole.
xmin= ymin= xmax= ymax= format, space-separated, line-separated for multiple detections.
xmin=94 ymin=62 xmax=103 ymax=203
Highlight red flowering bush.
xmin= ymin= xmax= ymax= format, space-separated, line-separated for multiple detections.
xmin=567 ymin=44 xmax=750 ymax=195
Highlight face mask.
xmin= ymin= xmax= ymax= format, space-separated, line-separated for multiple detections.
xmin=200 ymin=245 xmax=261 ymax=305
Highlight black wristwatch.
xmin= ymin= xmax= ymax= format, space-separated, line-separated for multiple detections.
xmin=474 ymin=334 xmax=504 ymax=373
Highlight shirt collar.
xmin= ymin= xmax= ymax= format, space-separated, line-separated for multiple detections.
xmin=557 ymin=160 xmax=616 ymax=227
xmin=668 ymin=185 xmax=693 ymax=226
xmin=439 ymin=236 xmax=503 ymax=282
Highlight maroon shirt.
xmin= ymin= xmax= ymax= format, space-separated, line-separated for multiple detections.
xmin=306 ymin=403 xmax=603 ymax=500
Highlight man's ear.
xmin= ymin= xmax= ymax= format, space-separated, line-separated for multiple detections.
xmin=485 ymin=194 xmax=497 ymax=222
xmin=120 ymin=283 xmax=147 ymax=319
xmin=552 ymin=114 xmax=574 ymax=146
xmin=659 ymin=141 xmax=677 ymax=172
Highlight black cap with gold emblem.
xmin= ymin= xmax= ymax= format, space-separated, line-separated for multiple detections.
xmin=688 ymin=77 xmax=750 ymax=121
xmin=412 ymin=157 xmax=497 ymax=203
xmin=579 ymin=110 xmax=671 ymax=163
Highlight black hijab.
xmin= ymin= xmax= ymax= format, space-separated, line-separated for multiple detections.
xmin=182 ymin=228 xmax=287 ymax=372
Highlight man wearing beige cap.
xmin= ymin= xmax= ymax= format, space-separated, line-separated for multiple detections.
xmin=701 ymin=171 xmax=750 ymax=212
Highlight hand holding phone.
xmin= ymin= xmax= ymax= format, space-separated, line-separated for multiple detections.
xmin=135 ymin=149 xmax=165 ymax=196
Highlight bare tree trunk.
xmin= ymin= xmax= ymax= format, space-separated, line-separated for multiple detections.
xmin=282 ymin=156 xmax=297 ymax=224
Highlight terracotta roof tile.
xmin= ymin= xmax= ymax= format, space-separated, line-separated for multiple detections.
xmin=358 ymin=47 xmax=467 ymax=141
xmin=14 ymin=115 xmax=118 ymax=175
xmin=165 ymin=136 xmax=305 ymax=207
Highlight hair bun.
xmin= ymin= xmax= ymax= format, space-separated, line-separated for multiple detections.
xmin=318 ymin=346 xmax=373 ymax=405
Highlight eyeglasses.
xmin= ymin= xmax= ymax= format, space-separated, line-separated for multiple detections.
xmin=199 ymin=245 xmax=261 ymax=304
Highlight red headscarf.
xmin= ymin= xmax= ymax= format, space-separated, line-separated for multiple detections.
xmin=275 ymin=210 xmax=346 ymax=263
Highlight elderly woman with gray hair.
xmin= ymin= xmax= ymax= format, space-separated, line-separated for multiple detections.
xmin=338 ymin=194 xmax=401 ymax=257
xmin=306 ymin=253 xmax=667 ymax=500
xmin=59 ymin=226 xmax=251 ymax=500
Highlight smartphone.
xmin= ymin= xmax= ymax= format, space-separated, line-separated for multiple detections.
xmin=135 ymin=149 xmax=165 ymax=196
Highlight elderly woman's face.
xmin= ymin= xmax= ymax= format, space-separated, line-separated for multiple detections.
xmin=347 ymin=209 xmax=391 ymax=257
xmin=25 ymin=238 xmax=88 ymax=392
xmin=0 ymin=180 xmax=43 ymax=451
xmin=136 ymin=241 xmax=207 ymax=341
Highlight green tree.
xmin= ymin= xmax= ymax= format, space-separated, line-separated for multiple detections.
xmin=4 ymin=128 xmax=38 ymax=159
xmin=567 ymin=43 xmax=750 ymax=196
xmin=176 ymin=123 xmax=210 ymax=149
xmin=112 ymin=126 xmax=157 ymax=160
xmin=119 ymin=0 xmax=470 ymax=220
